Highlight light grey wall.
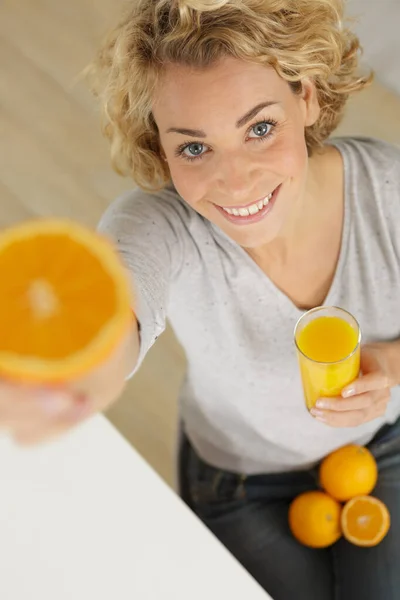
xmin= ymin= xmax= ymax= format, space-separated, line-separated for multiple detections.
xmin=347 ymin=0 xmax=400 ymax=96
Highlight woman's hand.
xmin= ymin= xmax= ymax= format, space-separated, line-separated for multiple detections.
xmin=310 ymin=342 xmax=400 ymax=428
xmin=0 ymin=382 xmax=92 ymax=446
xmin=0 ymin=325 xmax=137 ymax=446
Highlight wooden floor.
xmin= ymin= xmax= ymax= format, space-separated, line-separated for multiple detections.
xmin=1 ymin=0 xmax=400 ymax=486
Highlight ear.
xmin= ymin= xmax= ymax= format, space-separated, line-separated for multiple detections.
xmin=300 ymin=78 xmax=320 ymax=127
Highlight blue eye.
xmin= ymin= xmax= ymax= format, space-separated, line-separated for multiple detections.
xmin=175 ymin=118 xmax=277 ymax=162
xmin=248 ymin=121 xmax=274 ymax=139
xmin=183 ymin=142 xmax=205 ymax=158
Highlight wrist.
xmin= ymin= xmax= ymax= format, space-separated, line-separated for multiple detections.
xmin=383 ymin=339 xmax=400 ymax=387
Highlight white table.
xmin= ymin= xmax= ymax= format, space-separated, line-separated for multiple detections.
xmin=0 ymin=415 xmax=271 ymax=599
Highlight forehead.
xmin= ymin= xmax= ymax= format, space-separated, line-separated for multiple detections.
xmin=152 ymin=57 xmax=290 ymax=126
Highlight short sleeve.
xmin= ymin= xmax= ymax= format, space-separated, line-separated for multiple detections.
xmin=97 ymin=186 xmax=189 ymax=378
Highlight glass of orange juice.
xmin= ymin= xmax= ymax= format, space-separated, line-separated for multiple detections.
xmin=294 ymin=306 xmax=361 ymax=411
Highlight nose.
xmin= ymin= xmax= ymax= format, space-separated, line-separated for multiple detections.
xmin=214 ymin=151 xmax=257 ymax=200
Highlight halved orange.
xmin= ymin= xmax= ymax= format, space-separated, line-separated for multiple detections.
xmin=0 ymin=218 xmax=132 ymax=383
xmin=341 ymin=496 xmax=391 ymax=547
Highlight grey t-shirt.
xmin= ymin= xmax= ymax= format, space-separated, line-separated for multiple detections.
xmin=98 ymin=137 xmax=400 ymax=474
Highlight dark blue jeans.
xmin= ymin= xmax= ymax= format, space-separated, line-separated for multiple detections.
xmin=179 ymin=420 xmax=400 ymax=600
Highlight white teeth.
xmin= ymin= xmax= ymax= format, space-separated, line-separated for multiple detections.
xmin=248 ymin=204 xmax=259 ymax=215
xmin=222 ymin=189 xmax=274 ymax=217
xmin=263 ymin=192 xmax=272 ymax=206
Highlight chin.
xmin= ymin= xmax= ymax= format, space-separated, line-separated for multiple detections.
xmin=221 ymin=223 xmax=282 ymax=249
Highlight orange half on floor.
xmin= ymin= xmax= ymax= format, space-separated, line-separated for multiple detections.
xmin=0 ymin=219 xmax=132 ymax=383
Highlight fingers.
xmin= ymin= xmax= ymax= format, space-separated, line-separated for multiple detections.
xmin=0 ymin=381 xmax=90 ymax=445
xmin=0 ymin=384 xmax=73 ymax=419
xmin=315 ymin=392 xmax=382 ymax=413
xmin=13 ymin=401 xmax=92 ymax=446
xmin=311 ymin=395 xmax=389 ymax=428
xmin=13 ymin=405 xmax=92 ymax=446
xmin=342 ymin=372 xmax=391 ymax=398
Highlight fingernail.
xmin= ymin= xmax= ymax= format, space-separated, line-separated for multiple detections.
xmin=316 ymin=400 xmax=328 ymax=409
xmin=36 ymin=392 xmax=71 ymax=415
xmin=311 ymin=408 xmax=324 ymax=418
xmin=342 ymin=387 xmax=355 ymax=398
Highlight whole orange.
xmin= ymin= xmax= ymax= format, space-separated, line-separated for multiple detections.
xmin=288 ymin=491 xmax=342 ymax=548
xmin=320 ymin=445 xmax=378 ymax=502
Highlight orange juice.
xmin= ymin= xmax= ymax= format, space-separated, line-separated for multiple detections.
xmin=295 ymin=308 xmax=360 ymax=411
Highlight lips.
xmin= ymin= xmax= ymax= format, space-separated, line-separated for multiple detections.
xmin=215 ymin=184 xmax=281 ymax=226
xmin=222 ymin=191 xmax=273 ymax=216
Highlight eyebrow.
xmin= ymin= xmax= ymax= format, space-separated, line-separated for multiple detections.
xmin=165 ymin=101 xmax=279 ymax=137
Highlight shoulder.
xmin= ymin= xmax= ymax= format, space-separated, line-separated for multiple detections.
xmin=99 ymin=182 xmax=192 ymax=228
xmin=330 ymin=136 xmax=400 ymax=179
xmin=331 ymin=138 xmax=400 ymax=254
xmin=98 ymin=181 xmax=212 ymax=243
xmin=97 ymin=183 xmax=220 ymax=279
xmin=330 ymin=137 xmax=400 ymax=220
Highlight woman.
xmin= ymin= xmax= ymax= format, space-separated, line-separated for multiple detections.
xmin=2 ymin=0 xmax=400 ymax=598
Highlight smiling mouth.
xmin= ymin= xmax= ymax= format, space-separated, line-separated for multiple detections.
xmin=214 ymin=185 xmax=281 ymax=224
xmin=220 ymin=191 xmax=273 ymax=217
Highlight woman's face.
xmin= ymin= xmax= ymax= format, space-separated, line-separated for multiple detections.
xmin=152 ymin=57 xmax=320 ymax=249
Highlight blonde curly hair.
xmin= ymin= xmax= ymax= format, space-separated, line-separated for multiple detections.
xmin=88 ymin=0 xmax=372 ymax=191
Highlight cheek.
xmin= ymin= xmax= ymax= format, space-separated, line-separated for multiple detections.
xmin=270 ymin=124 xmax=308 ymax=181
xmin=169 ymin=164 xmax=208 ymax=209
